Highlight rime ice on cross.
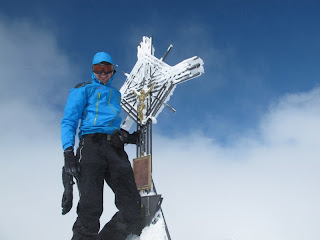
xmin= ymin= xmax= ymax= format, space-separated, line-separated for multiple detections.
xmin=120 ymin=36 xmax=204 ymax=130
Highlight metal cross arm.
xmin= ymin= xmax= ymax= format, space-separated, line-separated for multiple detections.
xmin=120 ymin=36 xmax=204 ymax=129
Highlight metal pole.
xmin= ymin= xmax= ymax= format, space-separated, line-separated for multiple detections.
xmin=161 ymin=44 xmax=173 ymax=62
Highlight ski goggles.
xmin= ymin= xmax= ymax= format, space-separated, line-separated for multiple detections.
xmin=92 ymin=64 xmax=114 ymax=74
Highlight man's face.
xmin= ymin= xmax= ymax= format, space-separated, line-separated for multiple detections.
xmin=92 ymin=63 xmax=114 ymax=84
xmin=94 ymin=71 xmax=113 ymax=84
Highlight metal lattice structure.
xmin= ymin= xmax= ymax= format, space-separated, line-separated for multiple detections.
xmin=120 ymin=36 xmax=204 ymax=130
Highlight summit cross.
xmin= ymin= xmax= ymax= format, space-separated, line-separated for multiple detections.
xmin=119 ymin=36 xmax=204 ymax=240
xmin=120 ymin=36 xmax=204 ymax=129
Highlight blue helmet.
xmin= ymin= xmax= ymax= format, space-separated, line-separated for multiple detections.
xmin=92 ymin=52 xmax=113 ymax=65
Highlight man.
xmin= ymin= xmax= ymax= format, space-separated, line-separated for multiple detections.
xmin=61 ymin=52 xmax=142 ymax=240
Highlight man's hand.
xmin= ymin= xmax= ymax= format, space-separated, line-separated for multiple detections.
xmin=126 ymin=130 xmax=140 ymax=144
xmin=111 ymin=129 xmax=140 ymax=148
xmin=61 ymin=167 xmax=74 ymax=215
xmin=63 ymin=147 xmax=80 ymax=179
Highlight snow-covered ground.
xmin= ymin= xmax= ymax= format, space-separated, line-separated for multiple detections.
xmin=127 ymin=211 xmax=169 ymax=240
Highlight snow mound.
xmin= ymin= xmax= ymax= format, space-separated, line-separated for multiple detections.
xmin=126 ymin=210 xmax=169 ymax=240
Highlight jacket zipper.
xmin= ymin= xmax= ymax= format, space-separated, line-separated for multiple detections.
xmin=108 ymin=89 xmax=118 ymax=126
xmin=94 ymin=92 xmax=100 ymax=125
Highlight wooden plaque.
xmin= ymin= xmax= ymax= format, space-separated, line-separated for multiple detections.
xmin=133 ymin=155 xmax=152 ymax=190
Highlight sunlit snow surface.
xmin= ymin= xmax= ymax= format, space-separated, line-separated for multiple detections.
xmin=126 ymin=211 xmax=168 ymax=240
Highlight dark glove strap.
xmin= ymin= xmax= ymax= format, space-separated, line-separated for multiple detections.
xmin=64 ymin=147 xmax=76 ymax=164
xmin=64 ymin=146 xmax=74 ymax=157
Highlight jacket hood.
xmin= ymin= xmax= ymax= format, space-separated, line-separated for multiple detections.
xmin=91 ymin=52 xmax=115 ymax=86
xmin=92 ymin=52 xmax=114 ymax=65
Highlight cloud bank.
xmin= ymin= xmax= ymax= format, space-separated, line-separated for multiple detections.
xmin=0 ymin=17 xmax=319 ymax=240
xmin=151 ymin=88 xmax=320 ymax=240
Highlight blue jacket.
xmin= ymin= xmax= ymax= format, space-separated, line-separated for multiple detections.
xmin=61 ymin=55 xmax=122 ymax=150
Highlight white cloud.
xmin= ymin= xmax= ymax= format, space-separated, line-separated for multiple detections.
xmin=0 ymin=17 xmax=82 ymax=240
xmin=0 ymin=17 xmax=319 ymax=240
xmin=149 ymin=88 xmax=320 ymax=240
xmin=0 ymin=17 xmax=81 ymax=107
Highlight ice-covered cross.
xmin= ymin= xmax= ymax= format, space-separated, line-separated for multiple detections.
xmin=120 ymin=36 xmax=204 ymax=129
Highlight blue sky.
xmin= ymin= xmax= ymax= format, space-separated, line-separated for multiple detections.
xmin=1 ymin=1 xmax=320 ymax=240
xmin=2 ymin=0 xmax=320 ymax=141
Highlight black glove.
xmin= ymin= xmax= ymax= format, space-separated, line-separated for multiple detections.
xmin=61 ymin=167 xmax=74 ymax=215
xmin=127 ymin=130 xmax=140 ymax=144
xmin=111 ymin=130 xmax=125 ymax=148
xmin=63 ymin=147 xmax=80 ymax=179
xmin=112 ymin=129 xmax=140 ymax=148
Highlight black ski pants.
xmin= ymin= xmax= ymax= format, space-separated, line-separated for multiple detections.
xmin=72 ymin=133 xmax=142 ymax=240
